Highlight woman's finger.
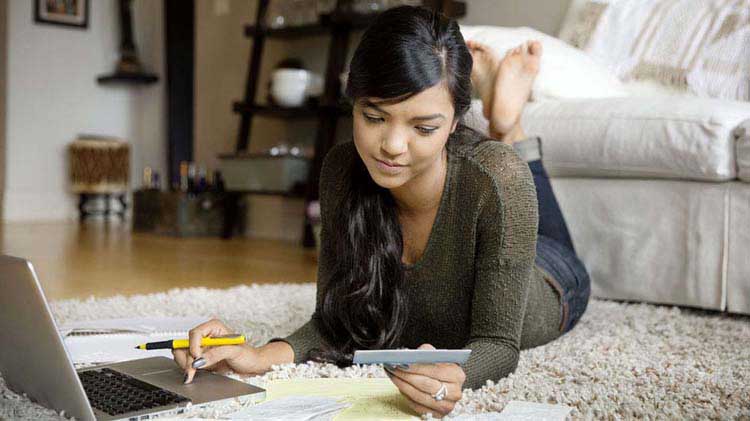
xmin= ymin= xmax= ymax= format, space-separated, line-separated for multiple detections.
xmin=398 ymin=362 xmax=465 ymax=385
xmin=172 ymin=349 xmax=189 ymax=371
xmin=184 ymin=355 xmax=196 ymax=383
xmin=388 ymin=366 xmax=463 ymax=402
xmin=404 ymin=396 xmax=448 ymax=418
xmin=387 ymin=369 xmax=456 ymax=416
xmin=188 ymin=320 xmax=222 ymax=360
xmin=192 ymin=345 xmax=241 ymax=371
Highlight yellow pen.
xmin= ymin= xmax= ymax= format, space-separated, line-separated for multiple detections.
xmin=134 ymin=334 xmax=246 ymax=350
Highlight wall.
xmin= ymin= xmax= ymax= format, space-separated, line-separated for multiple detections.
xmin=2 ymin=0 xmax=165 ymax=222
xmin=458 ymin=0 xmax=572 ymax=36
xmin=0 ymin=0 xmax=6 ymax=221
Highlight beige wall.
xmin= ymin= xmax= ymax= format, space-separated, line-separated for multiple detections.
xmin=195 ymin=0 xmax=291 ymax=170
xmin=0 ymin=0 xmax=7 ymax=221
xmin=458 ymin=0 xmax=572 ymax=36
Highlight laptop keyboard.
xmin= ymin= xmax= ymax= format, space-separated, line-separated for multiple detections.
xmin=78 ymin=367 xmax=189 ymax=416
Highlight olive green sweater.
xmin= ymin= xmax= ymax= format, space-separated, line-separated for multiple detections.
xmin=270 ymin=136 xmax=563 ymax=390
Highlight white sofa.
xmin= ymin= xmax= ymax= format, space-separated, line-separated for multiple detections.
xmin=461 ymin=1 xmax=750 ymax=315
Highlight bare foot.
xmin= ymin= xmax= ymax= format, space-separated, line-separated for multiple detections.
xmin=489 ymin=40 xmax=542 ymax=138
xmin=467 ymin=40 xmax=500 ymax=120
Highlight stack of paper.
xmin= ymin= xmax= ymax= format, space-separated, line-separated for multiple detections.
xmin=261 ymin=378 xmax=418 ymax=420
xmin=59 ymin=316 xmax=209 ymax=337
xmin=225 ymin=379 xmax=573 ymax=421
xmin=58 ymin=317 xmax=209 ymax=365
xmin=227 ymin=396 xmax=350 ymax=420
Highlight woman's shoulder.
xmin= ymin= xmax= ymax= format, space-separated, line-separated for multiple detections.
xmin=449 ymin=132 xmax=535 ymax=203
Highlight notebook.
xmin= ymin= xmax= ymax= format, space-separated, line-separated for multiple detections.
xmin=59 ymin=317 xmax=210 ymax=365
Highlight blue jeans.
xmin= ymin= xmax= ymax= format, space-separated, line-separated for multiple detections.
xmin=526 ymin=145 xmax=591 ymax=334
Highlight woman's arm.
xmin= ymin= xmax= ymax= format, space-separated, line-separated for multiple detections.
xmin=462 ymin=144 xmax=539 ymax=390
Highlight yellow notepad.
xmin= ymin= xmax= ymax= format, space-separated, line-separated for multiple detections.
xmin=266 ymin=378 xmax=420 ymax=420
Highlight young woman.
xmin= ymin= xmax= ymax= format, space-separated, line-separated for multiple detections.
xmin=174 ymin=6 xmax=590 ymax=418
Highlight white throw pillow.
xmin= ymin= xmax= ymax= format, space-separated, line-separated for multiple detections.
xmin=459 ymin=25 xmax=628 ymax=101
xmin=558 ymin=0 xmax=750 ymax=102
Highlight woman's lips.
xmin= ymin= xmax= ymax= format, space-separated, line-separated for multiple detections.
xmin=375 ymin=158 xmax=406 ymax=173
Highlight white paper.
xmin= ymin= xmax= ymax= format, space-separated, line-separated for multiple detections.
xmin=226 ymin=395 xmax=349 ymax=420
xmin=497 ymin=400 xmax=573 ymax=420
xmin=59 ymin=317 xmax=210 ymax=365
xmin=449 ymin=401 xmax=572 ymax=420
xmin=59 ymin=316 xmax=209 ymax=337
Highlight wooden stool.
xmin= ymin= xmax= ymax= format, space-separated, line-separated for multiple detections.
xmin=69 ymin=136 xmax=130 ymax=222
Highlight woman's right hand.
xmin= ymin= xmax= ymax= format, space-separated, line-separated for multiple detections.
xmin=172 ymin=318 xmax=267 ymax=384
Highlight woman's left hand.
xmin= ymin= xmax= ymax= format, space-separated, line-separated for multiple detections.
xmin=384 ymin=344 xmax=466 ymax=418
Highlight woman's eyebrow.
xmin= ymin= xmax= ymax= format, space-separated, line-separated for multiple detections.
xmin=362 ymin=102 xmax=445 ymax=122
xmin=410 ymin=114 xmax=445 ymax=122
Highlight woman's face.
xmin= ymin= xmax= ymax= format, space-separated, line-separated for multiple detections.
xmin=352 ymin=83 xmax=458 ymax=190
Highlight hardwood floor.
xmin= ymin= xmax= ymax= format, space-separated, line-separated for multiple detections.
xmin=0 ymin=221 xmax=318 ymax=301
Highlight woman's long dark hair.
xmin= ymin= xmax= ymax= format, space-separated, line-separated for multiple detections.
xmin=311 ymin=5 xmax=482 ymax=366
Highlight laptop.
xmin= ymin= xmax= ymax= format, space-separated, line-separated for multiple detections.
xmin=0 ymin=255 xmax=266 ymax=421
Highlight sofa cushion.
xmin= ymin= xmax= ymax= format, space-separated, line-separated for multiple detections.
xmin=736 ymin=121 xmax=750 ymax=182
xmin=464 ymin=97 xmax=750 ymax=181
xmin=459 ymin=25 xmax=627 ymax=100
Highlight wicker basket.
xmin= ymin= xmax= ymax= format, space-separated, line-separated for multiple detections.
xmin=69 ymin=136 xmax=130 ymax=193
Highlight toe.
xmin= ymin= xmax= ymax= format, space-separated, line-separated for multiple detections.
xmin=530 ymin=40 xmax=543 ymax=56
xmin=469 ymin=40 xmax=489 ymax=51
xmin=521 ymin=41 xmax=530 ymax=56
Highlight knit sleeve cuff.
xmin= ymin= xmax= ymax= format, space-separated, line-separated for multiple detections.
xmin=267 ymin=318 xmax=323 ymax=364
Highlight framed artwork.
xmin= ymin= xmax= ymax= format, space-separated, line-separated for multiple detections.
xmin=34 ymin=0 xmax=89 ymax=29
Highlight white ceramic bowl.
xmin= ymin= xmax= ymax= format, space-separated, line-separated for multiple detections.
xmin=271 ymin=69 xmax=310 ymax=107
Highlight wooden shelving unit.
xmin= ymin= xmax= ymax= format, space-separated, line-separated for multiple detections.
xmin=222 ymin=0 xmax=466 ymax=245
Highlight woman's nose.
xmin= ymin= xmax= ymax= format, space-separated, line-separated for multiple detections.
xmin=381 ymin=131 xmax=408 ymax=156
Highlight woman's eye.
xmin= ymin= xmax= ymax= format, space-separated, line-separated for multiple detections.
xmin=363 ymin=113 xmax=384 ymax=123
xmin=416 ymin=126 xmax=438 ymax=135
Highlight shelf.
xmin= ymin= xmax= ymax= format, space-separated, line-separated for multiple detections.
xmin=243 ymin=3 xmax=466 ymax=40
xmin=244 ymin=12 xmax=377 ymax=39
xmin=223 ymin=188 xmax=307 ymax=198
xmin=97 ymin=72 xmax=159 ymax=85
xmin=244 ymin=21 xmax=329 ymax=38
xmin=232 ymin=102 xmax=351 ymax=118
xmin=218 ymin=152 xmax=311 ymax=160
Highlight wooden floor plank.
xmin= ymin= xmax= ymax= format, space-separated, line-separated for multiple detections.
xmin=0 ymin=221 xmax=318 ymax=300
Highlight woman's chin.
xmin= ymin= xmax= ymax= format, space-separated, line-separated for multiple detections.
xmin=368 ymin=170 xmax=407 ymax=190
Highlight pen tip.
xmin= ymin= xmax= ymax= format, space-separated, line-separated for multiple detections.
xmin=134 ymin=346 xmax=139 ymax=349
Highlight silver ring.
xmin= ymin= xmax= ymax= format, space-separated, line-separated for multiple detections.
xmin=432 ymin=383 xmax=448 ymax=401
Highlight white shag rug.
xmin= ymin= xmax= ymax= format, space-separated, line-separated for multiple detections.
xmin=1 ymin=284 xmax=749 ymax=420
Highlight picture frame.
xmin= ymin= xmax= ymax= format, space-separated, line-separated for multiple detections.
xmin=34 ymin=0 xmax=89 ymax=29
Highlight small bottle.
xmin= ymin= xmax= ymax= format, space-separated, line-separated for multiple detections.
xmin=142 ymin=167 xmax=153 ymax=190
xmin=197 ymin=166 xmax=208 ymax=194
xmin=179 ymin=161 xmax=189 ymax=192
xmin=152 ymin=172 xmax=161 ymax=191
xmin=187 ymin=163 xmax=197 ymax=194
xmin=213 ymin=170 xmax=225 ymax=192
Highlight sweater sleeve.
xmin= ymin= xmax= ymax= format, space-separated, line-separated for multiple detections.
xmin=461 ymin=143 xmax=539 ymax=390
xmin=266 ymin=143 xmax=351 ymax=363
